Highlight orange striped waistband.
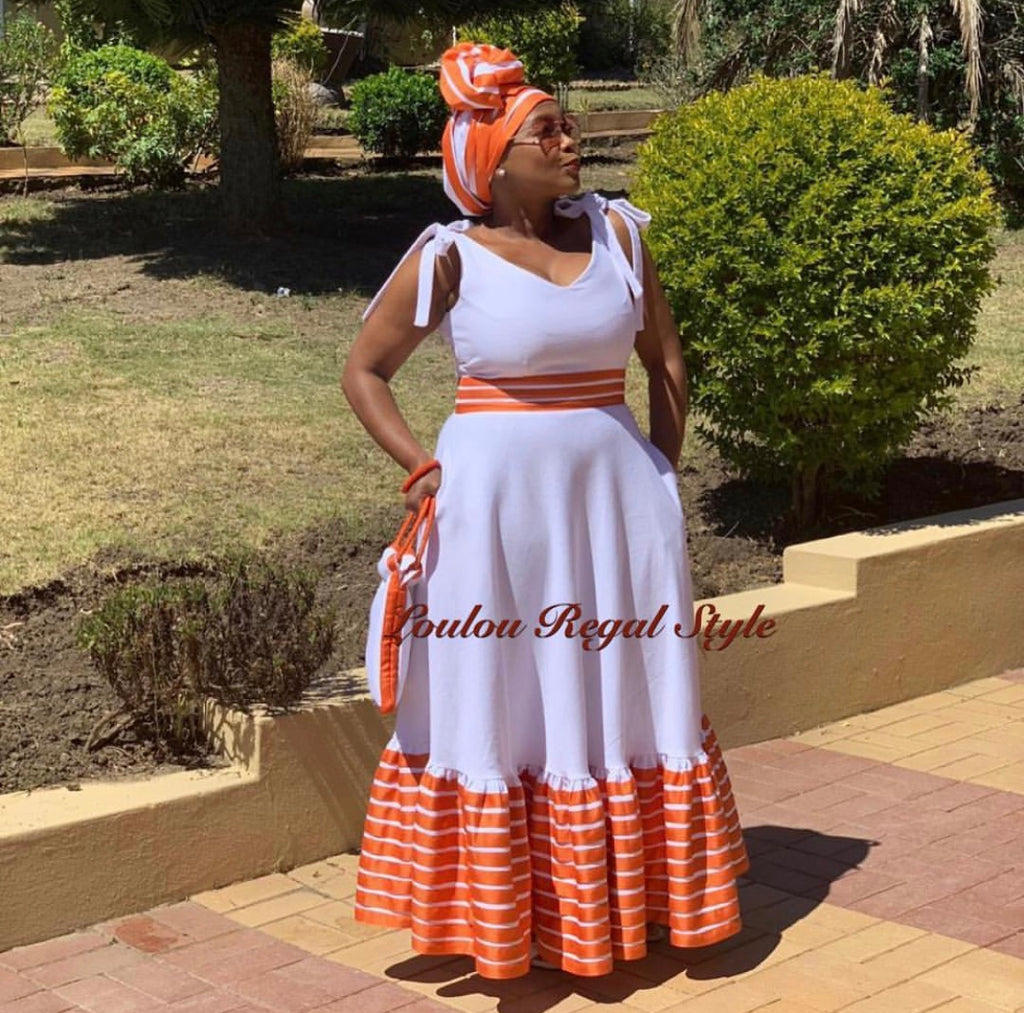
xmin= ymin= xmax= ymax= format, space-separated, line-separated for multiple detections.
xmin=454 ymin=368 xmax=626 ymax=413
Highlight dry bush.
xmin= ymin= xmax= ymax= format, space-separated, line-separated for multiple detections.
xmin=272 ymin=57 xmax=317 ymax=174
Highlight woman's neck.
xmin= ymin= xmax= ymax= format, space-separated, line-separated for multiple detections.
xmin=486 ymin=192 xmax=558 ymax=241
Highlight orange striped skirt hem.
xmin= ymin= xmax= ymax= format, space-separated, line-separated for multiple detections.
xmin=353 ymin=713 xmax=750 ymax=979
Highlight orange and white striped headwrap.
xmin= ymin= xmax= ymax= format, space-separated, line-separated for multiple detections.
xmin=439 ymin=42 xmax=555 ymax=217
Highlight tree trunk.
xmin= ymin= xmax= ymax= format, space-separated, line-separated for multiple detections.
xmin=789 ymin=461 xmax=825 ymax=531
xmin=210 ymin=20 xmax=285 ymax=238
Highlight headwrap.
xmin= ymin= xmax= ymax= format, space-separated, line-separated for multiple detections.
xmin=439 ymin=42 xmax=556 ymax=217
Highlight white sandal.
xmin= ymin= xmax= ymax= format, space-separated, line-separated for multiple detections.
xmin=529 ymin=941 xmax=562 ymax=970
xmin=646 ymin=921 xmax=667 ymax=942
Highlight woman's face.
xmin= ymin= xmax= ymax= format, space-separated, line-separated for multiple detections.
xmin=496 ymin=100 xmax=581 ymax=202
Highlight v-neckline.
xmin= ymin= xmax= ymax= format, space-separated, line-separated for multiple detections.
xmin=457 ymin=206 xmax=597 ymax=291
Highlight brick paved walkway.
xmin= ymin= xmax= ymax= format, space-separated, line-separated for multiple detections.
xmin=3 ymin=669 xmax=1022 ymax=1012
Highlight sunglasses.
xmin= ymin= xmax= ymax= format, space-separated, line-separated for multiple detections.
xmin=507 ymin=115 xmax=581 ymax=155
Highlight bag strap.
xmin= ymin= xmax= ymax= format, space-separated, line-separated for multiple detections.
xmin=387 ymin=495 xmax=436 ymax=583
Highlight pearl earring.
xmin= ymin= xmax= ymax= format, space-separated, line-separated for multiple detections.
xmin=495 ymin=168 xmax=507 ymax=178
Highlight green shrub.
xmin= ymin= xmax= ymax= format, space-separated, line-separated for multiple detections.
xmin=75 ymin=553 xmax=337 ymax=757
xmin=348 ymin=65 xmax=447 ymax=159
xmin=631 ymin=71 xmax=1003 ymax=527
xmin=458 ymin=3 xmax=584 ymax=97
xmin=47 ymin=43 xmax=218 ymax=187
xmin=271 ymin=17 xmax=329 ymax=79
xmin=0 ymin=13 xmax=58 ymax=147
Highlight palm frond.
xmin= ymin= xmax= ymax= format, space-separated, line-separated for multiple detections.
xmin=868 ymin=0 xmax=899 ymax=87
xmin=831 ymin=0 xmax=862 ymax=80
xmin=951 ymin=0 xmax=984 ymax=124
xmin=917 ymin=10 xmax=933 ymax=121
xmin=1000 ymin=58 xmax=1024 ymax=115
xmin=669 ymin=0 xmax=702 ymax=66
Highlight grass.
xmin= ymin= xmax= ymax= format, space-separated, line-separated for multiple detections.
xmin=0 ymin=158 xmax=1020 ymax=594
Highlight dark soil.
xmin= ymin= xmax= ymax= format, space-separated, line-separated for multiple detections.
xmin=3 ymin=391 xmax=1022 ymax=796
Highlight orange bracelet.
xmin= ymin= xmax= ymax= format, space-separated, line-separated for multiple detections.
xmin=401 ymin=457 xmax=441 ymax=493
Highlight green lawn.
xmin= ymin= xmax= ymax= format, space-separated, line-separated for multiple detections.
xmin=0 ymin=169 xmax=1020 ymax=595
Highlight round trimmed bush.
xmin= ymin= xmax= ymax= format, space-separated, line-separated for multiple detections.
xmin=347 ymin=66 xmax=447 ymax=160
xmin=48 ymin=42 xmax=217 ymax=187
xmin=631 ymin=70 xmax=1003 ymax=526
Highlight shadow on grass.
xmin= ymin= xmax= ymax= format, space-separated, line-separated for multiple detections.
xmin=0 ymin=169 xmax=456 ymax=297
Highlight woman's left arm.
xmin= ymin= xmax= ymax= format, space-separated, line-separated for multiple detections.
xmin=607 ymin=208 xmax=688 ymax=468
xmin=634 ymin=238 xmax=688 ymax=470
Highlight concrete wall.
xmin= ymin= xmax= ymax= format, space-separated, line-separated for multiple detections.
xmin=1 ymin=497 xmax=1022 ymax=952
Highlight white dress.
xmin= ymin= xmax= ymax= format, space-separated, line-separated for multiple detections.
xmin=353 ymin=189 xmax=750 ymax=979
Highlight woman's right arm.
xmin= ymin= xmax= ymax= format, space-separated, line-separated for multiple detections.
xmin=341 ymin=243 xmax=460 ymax=510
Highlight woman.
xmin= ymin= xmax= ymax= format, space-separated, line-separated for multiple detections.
xmin=341 ymin=42 xmax=750 ymax=980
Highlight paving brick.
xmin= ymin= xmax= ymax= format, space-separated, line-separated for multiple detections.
xmin=837 ymin=975 xmax=960 ymax=1012
xmin=217 ymin=874 xmax=304 ymax=909
xmin=976 ymin=684 xmax=1024 ymax=706
xmin=269 ymin=954 xmax=385 ymax=996
xmin=970 ymin=762 xmax=1024 ymax=793
xmin=164 ymin=990 xmax=250 ymax=1012
xmin=281 ymin=862 xmax=345 ymax=891
xmin=920 ymin=889 xmax=1024 ymax=932
xmin=104 ymin=914 xmax=190 ymax=954
xmin=803 ymin=868 xmax=903 ymax=907
xmin=815 ymin=921 xmax=928 ymax=963
xmin=20 ymin=943 xmax=147 ymax=989
xmin=917 ymin=946 xmax=1024 ymax=1008
xmin=52 ymin=974 xmax=163 ymax=1013
xmin=786 ymin=830 xmax=874 ymax=859
xmin=885 ymin=714 xmax=968 ymax=738
xmin=647 ymin=980 xmax=777 ymax=1011
xmin=928 ymin=999 xmax=1020 ymax=1013
xmin=743 ymin=858 xmax=826 ymax=896
xmin=303 ymin=981 xmax=424 ymax=1012
xmin=738 ymin=959 xmax=869 ymax=1009
xmin=186 ymin=941 xmax=310 ymax=986
xmin=0 ymin=987 xmax=78 ymax=1012
xmin=987 ymin=931 xmax=1024 ymax=960
xmin=899 ymin=904 xmax=1019 ymax=948
xmin=227 ymin=890 xmax=327 ymax=927
xmin=146 ymin=904 xmax=239 ymax=944
xmin=187 ymin=891 xmax=237 ymax=915
xmin=0 ymin=970 xmax=39 ymax=1004
xmin=257 ymin=915 xmax=359 ymax=954
xmin=947 ymin=677 xmax=1014 ymax=698
xmin=300 ymin=901 xmax=362 ymax=931
xmin=227 ymin=967 xmax=337 ymax=1011
xmin=108 ymin=957 xmax=210 ymax=1002
xmin=846 ymin=881 xmax=963 ymax=920
xmin=913 ymin=781 xmax=999 ymax=811
xmin=862 ymin=932 xmax=976 ymax=977
xmin=753 ymin=846 xmax=854 ymax=881
xmin=157 ymin=929 xmax=273 ymax=972
xmin=836 ymin=769 xmax=943 ymax=801
xmin=929 ymin=755 xmax=1018 ymax=782
xmin=0 ymin=934 xmax=108 ymax=973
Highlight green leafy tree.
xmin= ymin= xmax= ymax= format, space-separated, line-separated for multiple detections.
xmin=0 ymin=12 xmax=58 ymax=189
xmin=51 ymin=0 xmax=555 ymax=236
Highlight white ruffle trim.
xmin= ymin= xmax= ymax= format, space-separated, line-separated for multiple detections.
xmin=391 ymin=730 xmax=716 ymax=794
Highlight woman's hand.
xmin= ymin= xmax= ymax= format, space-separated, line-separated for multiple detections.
xmin=404 ymin=466 xmax=442 ymax=513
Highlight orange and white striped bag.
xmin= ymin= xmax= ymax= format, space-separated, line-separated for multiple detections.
xmin=365 ymin=494 xmax=436 ymax=714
